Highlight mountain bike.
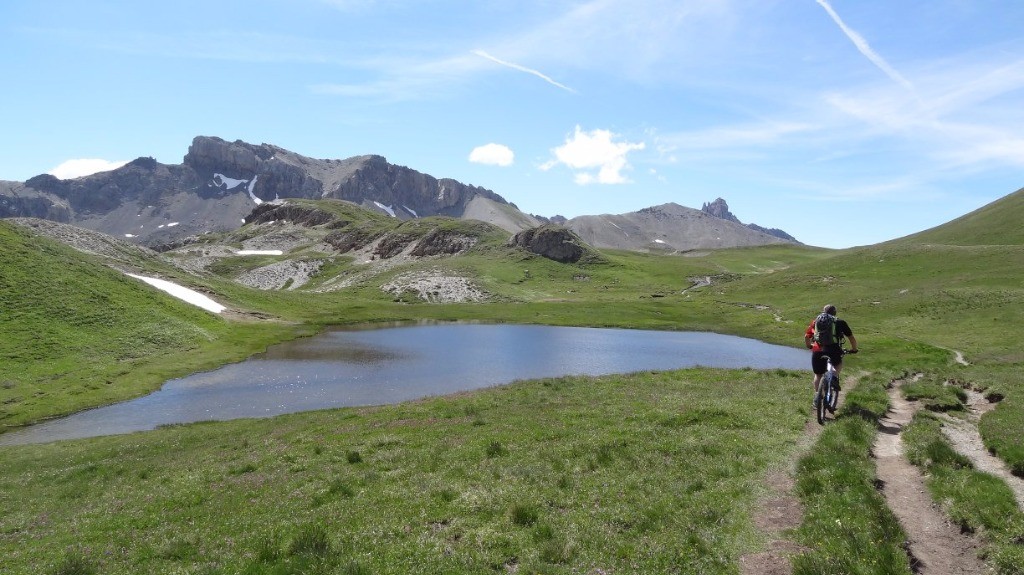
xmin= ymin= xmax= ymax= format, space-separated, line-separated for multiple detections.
xmin=815 ymin=348 xmax=856 ymax=425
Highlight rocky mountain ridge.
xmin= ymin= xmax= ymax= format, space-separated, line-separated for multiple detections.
xmin=1 ymin=136 xmax=797 ymax=251
xmin=0 ymin=136 xmax=538 ymax=246
xmin=565 ymin=202 xmax=795 ymax=252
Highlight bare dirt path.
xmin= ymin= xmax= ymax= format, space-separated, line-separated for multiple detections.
xmin=938 ymin=389 xmax=1024 ymax=509
xmin=739 ymin=375 xmax=853 ymax=575
xmin=874 ymin=377 xmax=991 ymax=575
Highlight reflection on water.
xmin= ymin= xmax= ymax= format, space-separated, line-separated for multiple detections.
xmin=259 ymin=339 xmax=402 ymax=363
xmin=1 ymin=323 xmax=809 ymax=445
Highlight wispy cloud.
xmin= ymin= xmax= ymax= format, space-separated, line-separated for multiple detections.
xmin=659 ymin=121 xmax=816 ymax=150
xmin=814 ymin=0 xmax=914 ymax=92
xmin=472 ymin=50 xmax=576 ymax=93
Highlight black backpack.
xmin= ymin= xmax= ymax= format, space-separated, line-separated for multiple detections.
xmin=813 ymin=313 xmax=838 ymax=346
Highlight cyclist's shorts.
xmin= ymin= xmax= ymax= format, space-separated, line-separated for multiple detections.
xmin=811 ymin=349 xmax=843 ymax=375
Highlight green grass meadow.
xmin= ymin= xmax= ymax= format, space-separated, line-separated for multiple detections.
xmin=3 ymin=368 xmax=809 ymax=574
xmin=3 ymin=188 xmax=1024 ymax=573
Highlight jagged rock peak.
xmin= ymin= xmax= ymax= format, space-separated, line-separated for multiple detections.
xmin=700 ymin=198 xmax=740 ymax=223
xmin=700 ymin=197 xmax=800 ymax=244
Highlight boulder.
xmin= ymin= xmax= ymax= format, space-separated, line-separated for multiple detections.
xmin=508 ymin=225 xmax=590 ymax=263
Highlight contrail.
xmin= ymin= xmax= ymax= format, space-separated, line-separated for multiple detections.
xmin=472 ymin=50 xmax=577 ymax=93
xmin=815 ymin=0 xmax=914 ymax=91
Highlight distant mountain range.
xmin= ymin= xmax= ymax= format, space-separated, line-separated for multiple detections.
xmin=0 ymin=136 xmax=798 ymax=250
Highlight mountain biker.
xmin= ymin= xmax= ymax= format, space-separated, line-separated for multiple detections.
xmin=804 ymin=304 xmax=858 ymax=408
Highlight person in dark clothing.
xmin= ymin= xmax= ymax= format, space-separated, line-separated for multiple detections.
xmin=804 ymin=304 xmax=858 ymax=407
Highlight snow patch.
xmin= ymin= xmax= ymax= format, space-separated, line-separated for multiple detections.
xmin=404 ymin=205 xmax=419 ymax=218
xmin=247 ymin=175 xmax=262 ymax=205
xmin=213 ymin=173 xmax=262 ymax=205
xmin=237 ymin=250 xmax=284 ymax=256
xmin=213 ymin=173 xmax=247 ymax=190
xmin=126 ymin=273 xmax=225 ymax=314
xmin=654 ymin=239 xmax=665 ymax=244
xmin=124 ymin=234 xmax=136 ymax=238
xmin=167 ymin=222 xmax=179 ymax=227
xmin=374 ymin=201 xmax=397 ymax=217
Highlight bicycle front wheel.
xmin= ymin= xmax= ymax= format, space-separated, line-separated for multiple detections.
xmin=827 ymin=377 xmax=840 ymax=413
xmin=815 ymin=387 xmax=826 ymax=425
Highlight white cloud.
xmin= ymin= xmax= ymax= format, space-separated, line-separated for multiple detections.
xmin=49 ymin=158 xmax=129 ymax=179
xmin=469 ymin=143 xmax=515 ymax=167
xmin=541 ymin=126 xmax=645 ymax=185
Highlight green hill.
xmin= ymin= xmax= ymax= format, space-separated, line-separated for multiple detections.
xmin=0 ymin=221 xmax=293 ymax=428
xmin=893 ymin=186 xmax=1024 ymax=246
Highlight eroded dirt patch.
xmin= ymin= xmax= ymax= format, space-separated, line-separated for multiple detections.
xmin=874 ymin=378 xmax=990 ymax=575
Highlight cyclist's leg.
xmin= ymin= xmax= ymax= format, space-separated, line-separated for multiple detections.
xmin=830 ymin=348 xmax=844 ymax=376
xmin=811 ymin=352 xmax=827 ymax=406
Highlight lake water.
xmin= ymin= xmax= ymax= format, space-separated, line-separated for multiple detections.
xmin=0 ymin=323 xmax=809 ymax=445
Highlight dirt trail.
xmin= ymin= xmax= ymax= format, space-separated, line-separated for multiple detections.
xmin=874 ymin=377 xmax=990 ymax=575
xmin=739 ymin=376 xmax=850 ymax=575
xmin=938 ymin=389 xmax=1024 ymax=509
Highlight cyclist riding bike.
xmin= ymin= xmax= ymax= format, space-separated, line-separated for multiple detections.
xmin=804 ymin=304 xmax=858 ymax=409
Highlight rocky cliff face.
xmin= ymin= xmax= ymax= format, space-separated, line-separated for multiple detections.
xmin=0 ymin=136 xmax=531 ymax=245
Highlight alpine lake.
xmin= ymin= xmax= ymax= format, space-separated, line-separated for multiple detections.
xmin=1 ymin=323 xmax=809 ymax=445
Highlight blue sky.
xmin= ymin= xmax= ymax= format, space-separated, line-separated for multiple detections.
xmin=2 ymin=0 xmax=1023 ymax=248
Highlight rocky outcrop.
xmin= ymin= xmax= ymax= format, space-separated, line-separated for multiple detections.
xmin=701 ymin=197 xmax=799 ymax=243
xmin=245 ymin=203 xmax=336 ymax=227
xmin=0 ymin=182 xmax=72 ymax=221
xmin=410 ymin=229 xmax=479 ymax=257
xmin=700 ymin=198 xmax=741 ymax=224
xmin=508 ymin=225 xmax=592 ymax=263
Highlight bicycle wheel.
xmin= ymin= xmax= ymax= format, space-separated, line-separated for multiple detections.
xmin=815 ymin=387 xmax=826 ymax=425
xmin=827 ymin=375 xmax=840 ymax=413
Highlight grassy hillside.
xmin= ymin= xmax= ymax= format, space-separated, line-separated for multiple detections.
xmin=894 ymin=186 xmax=1024 ymax=246
xmin=0 ymin=221 xmax=299 ymax=428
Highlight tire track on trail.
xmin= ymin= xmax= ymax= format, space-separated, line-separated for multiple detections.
xmin=739 ymin=375 xmax=853 ymax=575
xmin=937 ymin=389 xmax=1024 ymax=509
xmin=874 ymin=376 xmax=990 ymax=575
